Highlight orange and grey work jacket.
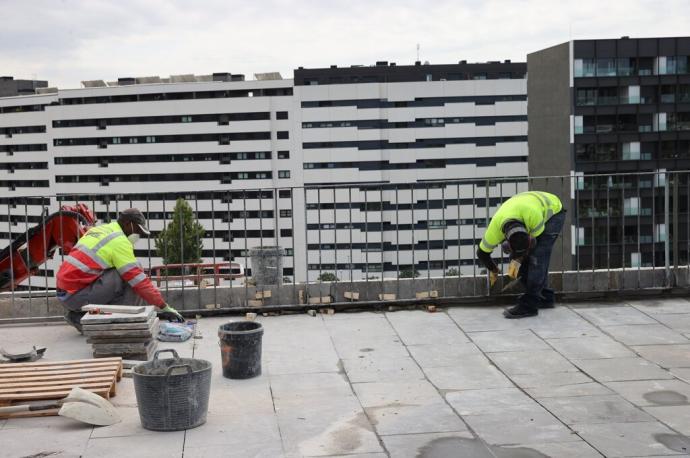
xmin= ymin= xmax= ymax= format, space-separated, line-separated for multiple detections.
xmin=56 ymin=221 xmax=165 ymax=307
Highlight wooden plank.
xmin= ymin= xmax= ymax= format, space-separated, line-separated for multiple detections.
xmin=82 ymin=304 xmax=146 ymax=314
xmin=0 ymin=387 xmax=111 ymax=402
xmin=0 ymin=408 xmax=60 ymax=419
xmin=0 ymin=366 xmax=118 ymax=379
xmin=0 ymin=357 xmax=122 ymax=369
xmin=4 ymin=372 xmax=116 ymax=384
xmin=1 ymin=376 xmax=115 ymax=389
xmin=0 ymin=381 xmax=114 ymax=395
xmin=0 ymin=360 xmax=121 ymax=373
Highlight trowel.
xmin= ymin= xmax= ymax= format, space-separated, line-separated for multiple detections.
xmin=0 ymin=387 xmax=121 ymax=426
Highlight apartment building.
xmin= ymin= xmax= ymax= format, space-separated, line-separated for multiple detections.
xmin=528 ymin=36 xmax=690 ymax=270
xmin=0 ymin=61 xmax=527 ymax=286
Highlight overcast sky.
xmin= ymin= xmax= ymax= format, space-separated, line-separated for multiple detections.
xmin=1 ymin=0 xmax=688 ymax=89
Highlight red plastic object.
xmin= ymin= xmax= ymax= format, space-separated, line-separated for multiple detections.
xmin=0 ymin=203 xmax=96 ymax=291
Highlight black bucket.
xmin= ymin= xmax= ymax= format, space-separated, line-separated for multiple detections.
xmin=132 ymin=349 xmax=212 ymax=431
xmin=218 ymin=321 xmax=263 ymax=379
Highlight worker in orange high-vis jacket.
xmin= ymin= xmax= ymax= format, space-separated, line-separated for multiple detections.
xmin=56 ymin=208 xmax=183 ymax=332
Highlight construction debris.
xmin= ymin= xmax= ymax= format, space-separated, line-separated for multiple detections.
xmin=0 ymin=346 xmax=46 ymax=363
xmin=306 ymin=309 xmax=317 ymax=317
xmin=245 ymin=312 xmax=257 ymax=321
xmin=81 ymin=306 xmax=158 ymax=361
xmin=416 ymin=290 xmax=439 ymax=300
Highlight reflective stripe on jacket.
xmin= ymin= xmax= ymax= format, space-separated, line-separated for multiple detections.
xmin=56 ymin=221 xmax=165 ymax=307
xmin=479 ymin=191 xmax=563 ymax=253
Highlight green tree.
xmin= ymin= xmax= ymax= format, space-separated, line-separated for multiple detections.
xmin=155 ymin=198 xmax=205 ymax=272
xmin=318 ymin=272 xmax=339 ymax=282
xmin=445 ymin=268 xmax=459 ymax=277
xmin=399 ymin=268 xmax=420 ymax=279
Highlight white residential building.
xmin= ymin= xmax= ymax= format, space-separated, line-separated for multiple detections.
xmin=0 ymin=61 xmax=527 ymax=288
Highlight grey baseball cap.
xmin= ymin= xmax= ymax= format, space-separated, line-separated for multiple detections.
xmin=120 ymin=208 xmax=150 ymax=235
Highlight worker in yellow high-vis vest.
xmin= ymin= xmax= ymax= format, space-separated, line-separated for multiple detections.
xmin=477 ymin=191 xmax=565 ymax=319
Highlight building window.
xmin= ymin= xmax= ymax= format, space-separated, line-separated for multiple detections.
xmin=655 ymin=223 xmax=667 ymax=242
xmin=278 ymin=150 xmax=289 ymax=159
xmin=181 ymin=116 xmax=192 ymax=123
xmin=237 ymin=172 xmax=248 ymax=179
xmin=280 ymin=229 xmax=293 ymax=237
xmin=278 ymin=170 xmax=290 ymax=179
xmin=574 ymin=116 xmax=583 ymax=134
xmin=577 ymin=227 xmax=585 ymax=246
xmin=428 ymin=220 xmax=447 ymax=228
xmin=622 ymin=142 xmax=640 ymax=160
xmin=279 ymin=189 xmax=291 ymax=198
xmin=277 ymin=131 xmax=289 ymax=139
xmin=276 ymin=111 xmax=288 ymax=120
xmin=425 ymin=74 xmax=433 ymax=81
xmin=574 ymin=58 xmax=595 ymax=77
xmin=237 ymin=152 xmax=248 ymax=160
xmin=145 ymin=136 xmax=156 ymax=143
xmin=624 ymin=197 xmax=640 ymax=216
xmin=256 ymin=172 xmax=268 ymax=179
xmin=112 ymin=137 xmax=121 ymax=144
xmin=255 ymin=152 xmax=267 ymax=159
xmin=129 ymin=137 xmax=138 ymax=144
xmin=280 ymin=209 xmax=292 ymax=217
xmin=630 ymin=252 xmax=641 ymax=268
xmin=596 ymin=58 xmax=616 ymax=77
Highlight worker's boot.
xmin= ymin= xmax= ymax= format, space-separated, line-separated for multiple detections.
xmin=539 ymin=288 xmax=555 ymax=309
xmin=503 ymin=305 xmax=538 ymax=319
xmin=64 ymin=310 xmax=84 ymax=334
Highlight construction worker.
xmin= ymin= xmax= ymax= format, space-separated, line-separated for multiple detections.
xmin=477 ymin=191 xmax=565 ymax=319
xmin=56 ymin=208 xmax=184 ymax=332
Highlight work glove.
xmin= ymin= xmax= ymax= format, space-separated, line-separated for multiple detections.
xmin=489 ymin=269 xmax=500 ymax=287
xmin=507 ymin=259 xmax=521 ymax=280
xmin=158 ymin=304 xmax=185 ymax=323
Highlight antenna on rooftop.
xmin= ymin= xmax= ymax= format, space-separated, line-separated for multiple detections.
xmin=416 ymin=43 xmax=420 ymax=62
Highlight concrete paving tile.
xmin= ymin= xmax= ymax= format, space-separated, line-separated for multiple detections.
xmin=84 ymin=433 xmax=185 ymax=457
xmin=364 ymin=400 xmax=467 ymax=435
xmin=469 ymin=329 xmax=550 ymax=353
xmin=525 ymin=382 xmax=614 ymax=398
xmin=205 ymin=377 xmax=276 ymax=416
xmin=324 ymin=315 xmax=396 ymax=339
xmin=628 ymin=298 xmax=690 ymax=314
xmin=539 ymin=394 xmax=654 ymax=425
xmin=385 ymin=310 xmax=470 ymax=345
xmin=531 ymin=322 xmax=605 ymax=339
xmin=0 ymin=424 xmax=92 ymax=457
xmin=89 ymin=407 xmax=182 ymax=438
xmin=184 ymin=445 xmax=285 ymax=458
xmin=266 ymin=353 xmax=340 ymax=375
xmin=488 ymin=349 xmax=579 ymax=375
xmin=445 ymin=388 xmax=534 ymax=415
xmin=573 ymin=421 xmax=682 ymax=456
xmin=602 ymin=324 xmax=689 ymax=346
xmin=341 ymin=354 xmax=425 ymax=383
xmin=511 ymin=371 xmax=593 ymax=389
xmin=353 ymin=380 xmax=443 ymax=406
xmin=270 ymin=373 xmax=354 ymax=409
xmin=606 ymin=379 xmax=690 ymax=407
xmin=276 ymin=399 xmax=382 ymax=457
xmin=573 ymin=357 xmax=673 ymax=382
xmin=463 ymin=403 xmax=579 ymax=445
xmin=184 ymin=412 xmax=282 ymax=449
xmin=380 ymin=432 xmax=486 ymax=458
xmin=546 ymin=335 xmax=636 ymax=359
xmin=501 ymin=440 xmax=603 ymax=458
xmin=423 ymin=358 xmax=513 ymax=390
xmin=331 ymin=334 xmax=408 ymax=360
xmin=406 ymin=342 xmax=483 ymax=368
xmin=652 ymin=313 xmax=690 ymax=333
xmin=644 ymin=405 xmax=690 ymax=436
xmin=448 ymin=306 xmax=535 ymax=332
xmin=0 ymin=322 xmax=94 ymax=361
xmin=572 ymin=304 xmax=657 ymax=326
xmin=0 ymin=419 xmax=5 ymax=430
xmin=635 ymin=344 xmax=690 ymax=368
xmin=671 ymin=368 xmax=690 ymax=383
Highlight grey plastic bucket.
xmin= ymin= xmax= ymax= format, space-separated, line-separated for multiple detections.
xmin=132 ymin=349 xmax=212 ymax=431
xmin=219 ymin=321 xmax=263 ymax=379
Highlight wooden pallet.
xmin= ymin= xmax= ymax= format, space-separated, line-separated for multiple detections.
xmin=0 ymin=357 xmax=122 ymax=418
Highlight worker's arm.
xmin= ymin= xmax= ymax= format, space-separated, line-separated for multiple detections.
xmin=110 ymin=239 xmax=166 ymax=308
xmin=477 ymin=217 xmax=503 ymax=273
xmin=476 ymin=247 xmax=499 ymax=273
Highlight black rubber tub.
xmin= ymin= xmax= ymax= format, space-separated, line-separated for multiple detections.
xmin=132 ymin=349 xmax=212 ymax=431
xmin=218 ymin=321 xmax=263 ymax=379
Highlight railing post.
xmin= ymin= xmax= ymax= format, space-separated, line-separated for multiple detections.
xmin=665 ymin=174 xmax=671 ymax=286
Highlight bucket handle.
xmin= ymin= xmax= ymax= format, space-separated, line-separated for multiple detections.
xmin=153 ymin=349 xmax=180 ymax=361
xmin=165 ymin=364 xmax=193 ymax=378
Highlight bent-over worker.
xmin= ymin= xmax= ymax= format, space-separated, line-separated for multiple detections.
xmin=56 ymin=208 xmax=183 ymax=331
xmin=477 ymin=191 xmax=565 ymax=319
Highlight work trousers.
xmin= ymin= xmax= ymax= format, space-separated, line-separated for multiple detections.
xmin=517 ymin=210 xmax=566 ymax=311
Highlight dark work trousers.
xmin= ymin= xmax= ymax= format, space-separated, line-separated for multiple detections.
xmin=58 ymin=269 xmax=143 ymax=330
xmin=517 ymin=210 xmax=566 ymax=311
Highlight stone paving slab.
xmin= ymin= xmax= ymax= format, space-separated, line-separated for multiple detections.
xmin=601 ymin=324 xmax=690 ymax=346
xmin=4 ymin=299 xmax=690 ymax=457
xmin=572 ymin=357 xmax=674 ymax=382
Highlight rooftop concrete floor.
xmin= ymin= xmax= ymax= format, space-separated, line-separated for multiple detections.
xmin=2 ymin=299 xmax=690 ymax=457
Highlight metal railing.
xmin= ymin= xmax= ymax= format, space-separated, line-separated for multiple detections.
xmin=2 ymin=171 xmax=690 ymax=321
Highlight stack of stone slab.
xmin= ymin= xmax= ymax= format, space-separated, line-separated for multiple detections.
xmin=81 ymin=305 xmax=159 ymax=361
